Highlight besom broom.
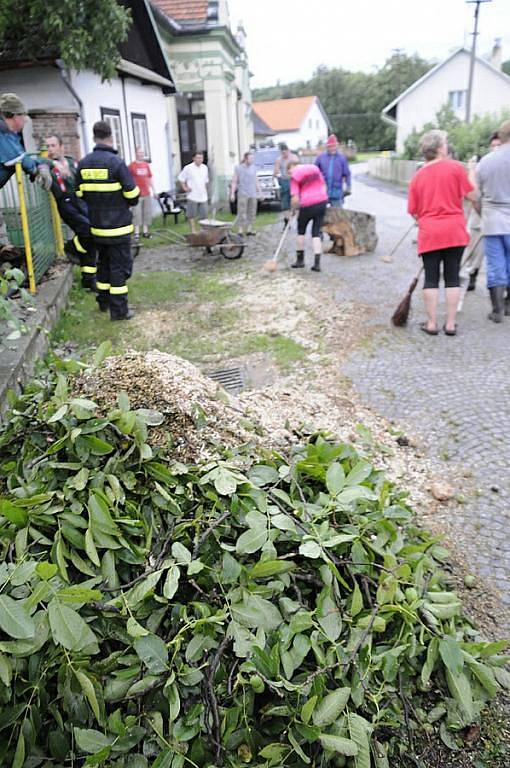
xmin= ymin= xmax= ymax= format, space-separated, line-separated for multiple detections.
xmin=392 ymin=266 xmax=424 ymax=326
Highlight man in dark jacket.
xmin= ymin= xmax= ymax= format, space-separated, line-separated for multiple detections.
xmin=43 ymin=133 xmax=96 ymax=290
xmin=0 ymin=93 xmax=50 ymax=253
xmin=76 ymin=121 xmax=139 ymax=320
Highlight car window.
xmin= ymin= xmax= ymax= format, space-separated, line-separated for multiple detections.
xmin=254 ymin=150 xmax=279 ymax=170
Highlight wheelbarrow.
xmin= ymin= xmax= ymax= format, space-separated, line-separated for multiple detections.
xmin=133 ymin=219 xmax=245 ymax=260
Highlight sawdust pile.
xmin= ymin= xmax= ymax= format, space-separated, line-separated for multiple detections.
xmin=74 ymin=351 xmax=262 ymax=461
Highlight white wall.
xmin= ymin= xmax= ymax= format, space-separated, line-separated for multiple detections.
xmin=70 ymin=71 xmax=172 ymax=193
xmin=0 ymin=66 xmax=76 ymax=112
xmin=272 ymin=100 xmax=328 ymax=151
xmin=396 ymin=51 xmax=510 ymax=152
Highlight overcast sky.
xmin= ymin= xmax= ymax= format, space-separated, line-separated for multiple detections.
xmin=228 ymin=0 xmax=510 ymax=88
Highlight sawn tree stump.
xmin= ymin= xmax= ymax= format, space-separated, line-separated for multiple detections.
xmin=322 ymin=208 xmax=378 ymax=256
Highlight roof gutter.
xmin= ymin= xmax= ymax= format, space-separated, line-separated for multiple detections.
xmin=381 ymin=112 xmax=397 ymax=128
xmin=150 ymin=4 xmax=183 ymax=35
xmin=54 ymin=59 xmax=89 ymax=153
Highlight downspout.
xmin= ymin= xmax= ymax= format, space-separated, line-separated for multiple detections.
xmin=121 ymin=75 xmax=133 ymax=160
xmin=165 ymin=119 xmax=175 ymax=194
xmin=55 ymin=60 xmax=89 ymax=153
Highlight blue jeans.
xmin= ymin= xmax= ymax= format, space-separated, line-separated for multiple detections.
xmin=328 ymin=197 xmax=343 ymax=209
xmin=484 ymin=235 xmax=510 ymax=288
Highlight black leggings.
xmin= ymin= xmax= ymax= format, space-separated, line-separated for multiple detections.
xmin=421 ymin=246 xmax=464 ymax=289
xmin=297 ymin=201 xmax=327 ymax=237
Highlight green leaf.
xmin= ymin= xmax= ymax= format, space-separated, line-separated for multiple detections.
xmin=299 ymin=540 xmax=322 ymax=559
xmin=171 ymin=542 xmax=191 ymax=564
xmin=136 ymin=408 xmax=165 ymax=426
xmin=214 ymin=467 xmax=239 ymax=495
xmin=12 ymin=728 xmax=25 ymax=768
xmin=185 ymin=633 xmax=210 ymax=663
xmin=301 ymin=695 xmax=317 ymax=725
xmin=0 ymin=652 xmax=12 ymax=687
xmin=466 ymin=658 xmax=499 ymax=697
xmin=348 ymin=712 xmax=372 ymax=768
xmin=317 ymin=594 xmax=342 ymax=642
xmin=288 ymin=728 xmax=311 ymax=764
xmin=439 ymin=636 xmax=464 ymax=676
xmin=48 ymin=599 xmax=99 ymax=654
xmin=127 ymin=617 xmax=149 ymax=638
xmin=231 ymin=593 xmax=283 ymax=632
xmin=47 ymin=404 xmax=69 ymax=424
xmin=125 ymin=570 xmax=164 ymax=608
xmin=249 ymin=465 xmax=279 ymax=487
xmin=163 ymin=566 xmax=180 ymax=600
xmin=445 ymin=670 xmax=475 ymax=723
xmin=248 ymin=559 xmax=295 ymax=579
xmin=326 ymin=462 xmax=345 ymax=495
xmin=345 ymin=460 xmax=372 ymax=486
xmin=319 ymin=734 xmax=359 ymax=757
xmin=85 ymin=528 xmax=101 ymax=567
xmin=93 ymin=340 xmax=112 ymax=367
xmin=56 ymin=586 xmax=102 ymax=604
xmin=74 ymin=669 xmax=101 ymax=723
xmin=35 ymin=561 xmax=58 ymax=580
xmin=422 ymin=637 xmax=439 ymax=687
xmin=351 ymin=582 xmax=363 ymax=617
xmin=236 ymin=526 xmax=267 ymax=555
xmin=134 ymin=634 xmax=168 ymax=674
xmin=312 ymin=688 xmax=351 ymax=727
xmin=0 ymin=595 xmax=35 ymax=639
xmin=74 ymin=728 xmax=114 ymax=754
xmin=0 ymin=498 xmax=27 ymax=527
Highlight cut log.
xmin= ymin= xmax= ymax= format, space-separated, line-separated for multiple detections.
xmin=322 ymin=208 xmax=378 ymax=257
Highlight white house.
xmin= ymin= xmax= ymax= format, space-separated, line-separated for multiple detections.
xmin=0 ymin=0 xmax=176 ymax=195
xmin=252 ymin=96 xmax=331 ymax=151
xmin=382 ymin=44 xmax=510 ymax=154
xmin=151 ymin=0 xmax=254 ymax=202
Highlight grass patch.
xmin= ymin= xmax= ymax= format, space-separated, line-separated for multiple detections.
xmin=53 ymin=271 xmax=306 ymax=372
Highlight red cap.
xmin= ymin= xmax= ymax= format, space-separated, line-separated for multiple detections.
xmin=326 ymin=134 xmax=338 ymax=147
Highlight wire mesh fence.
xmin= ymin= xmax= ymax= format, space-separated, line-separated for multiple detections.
xmin=0 ymin=163 xmax=63 ymax=288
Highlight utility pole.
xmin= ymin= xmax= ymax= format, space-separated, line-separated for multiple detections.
xmin=465 ymin=0 xmax=492 ymax=124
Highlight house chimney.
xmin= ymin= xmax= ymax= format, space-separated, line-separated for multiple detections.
xmin=491 ymin=38 xmax=502 ymax=70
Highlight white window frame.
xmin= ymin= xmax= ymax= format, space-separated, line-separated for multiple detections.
xmin=100 ymin=108 xmax=124 ymax=158
xmin=131 ymin=113 xmax=151 ymax=162
xmin=448 ymin=90 xmax=466 ymax=110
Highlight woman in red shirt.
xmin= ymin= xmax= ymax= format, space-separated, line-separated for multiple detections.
xmin=128 ymin=147 xmax=156 ymax=239
xmin=408 ymin=130 xmax=477 ymax=335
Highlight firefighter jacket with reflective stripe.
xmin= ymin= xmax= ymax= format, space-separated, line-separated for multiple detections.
xmin=76 ymin=144 xmax=139 ymax=243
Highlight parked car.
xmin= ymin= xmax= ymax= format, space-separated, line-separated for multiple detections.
xmin=229 ymin=148 xmax=281 ymax=214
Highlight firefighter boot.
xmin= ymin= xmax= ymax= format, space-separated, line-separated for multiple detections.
xmin=488 ymin=286 xmax=505 ymax=323
xmin=311 ymin=254 xmax=321 ymax=272
xmin=505 ymin=289 xmax=510 ymax=317
xmin=291 ymin=250 xmax=305 ymax=269
xmin=468 ymin=268 xmax=478 ymax=292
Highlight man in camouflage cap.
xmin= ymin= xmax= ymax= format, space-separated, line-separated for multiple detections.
xmin=0 ymin=92 xmax=50 ymax=252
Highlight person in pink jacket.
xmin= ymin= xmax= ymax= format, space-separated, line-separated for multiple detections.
xmin=289 ymin=162 xmax=328 ymax=272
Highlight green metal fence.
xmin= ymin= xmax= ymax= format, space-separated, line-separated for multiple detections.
xmin=0 ymin=162 xmax=64 ymax=289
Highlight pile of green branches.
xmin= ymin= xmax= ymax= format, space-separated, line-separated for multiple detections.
xmin=0 ymin=357 xmax=508 ymax=768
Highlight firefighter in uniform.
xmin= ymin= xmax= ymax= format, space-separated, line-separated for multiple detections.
xmin=42 ymin=133 xmax=97 ymax=290
xmin=76 ymin=121 xmax=139 ymax=320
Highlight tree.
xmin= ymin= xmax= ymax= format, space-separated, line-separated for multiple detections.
xmin=0 ymin=0 xmax=131 ymax=81
xmin=252 ymin=52 xmax=432 ymax=151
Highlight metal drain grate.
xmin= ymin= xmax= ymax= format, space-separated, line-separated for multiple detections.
xmin=206 ymin=366 xmax=245 ymax=393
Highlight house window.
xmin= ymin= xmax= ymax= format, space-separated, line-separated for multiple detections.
xmin=448 ymin=90 xmax=466 ymax=110
xmin=100 ymin=108 xmax=124 ymax=157
xmin=131 ymin=113 xmax=151 ymax=161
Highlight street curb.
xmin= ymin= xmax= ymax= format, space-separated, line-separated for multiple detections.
xmin=0 ymin=264 xmax=74 ymax=419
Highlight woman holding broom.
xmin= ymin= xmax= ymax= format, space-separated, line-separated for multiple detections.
xmin=407 ymin=130 xmax=477 ymax=336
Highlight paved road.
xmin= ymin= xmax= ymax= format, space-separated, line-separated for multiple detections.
xmin=321 ymin=165 xmax=510 ymax=621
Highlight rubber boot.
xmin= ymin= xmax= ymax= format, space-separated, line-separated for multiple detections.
xmin=505 ymin=290 xmax=510 ymax=317
xmin=467 ymin=268 xmax=478 ymax=292
xmin=291 ymin=250 xmax=305 ymax=269
xmin=311 ymin=254 xmax=321 ymax=272
xmin=488 ymin=286 xmax=505 ymax=323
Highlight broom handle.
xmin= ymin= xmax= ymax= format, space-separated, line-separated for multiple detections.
xmin=388 ymin=222 xmax=416 ymax=259
xmin=271 ymin=216 xmax=293 ymax=264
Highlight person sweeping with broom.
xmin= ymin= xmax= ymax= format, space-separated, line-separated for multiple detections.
xmin=288 ymin=160 xmax=328 ymax=272
xmin=405 ymin=129 xmax=478 ymax=336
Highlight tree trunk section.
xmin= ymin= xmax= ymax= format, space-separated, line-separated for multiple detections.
xmin=323 ymin=208 xmax=378 ymax=257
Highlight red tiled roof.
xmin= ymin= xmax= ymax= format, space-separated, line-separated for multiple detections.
xmin=151 ymin=0 xmax=208 ymax=22
xmin=252 ymin=96 xmax=316 ymax=132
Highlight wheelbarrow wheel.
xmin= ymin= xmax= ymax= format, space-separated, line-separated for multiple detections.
xmin=220 ymin=233 xmax=244 ymax=260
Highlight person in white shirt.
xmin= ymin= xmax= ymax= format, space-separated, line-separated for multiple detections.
xmin=177 ymin=151 xmax=209 ymax=233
